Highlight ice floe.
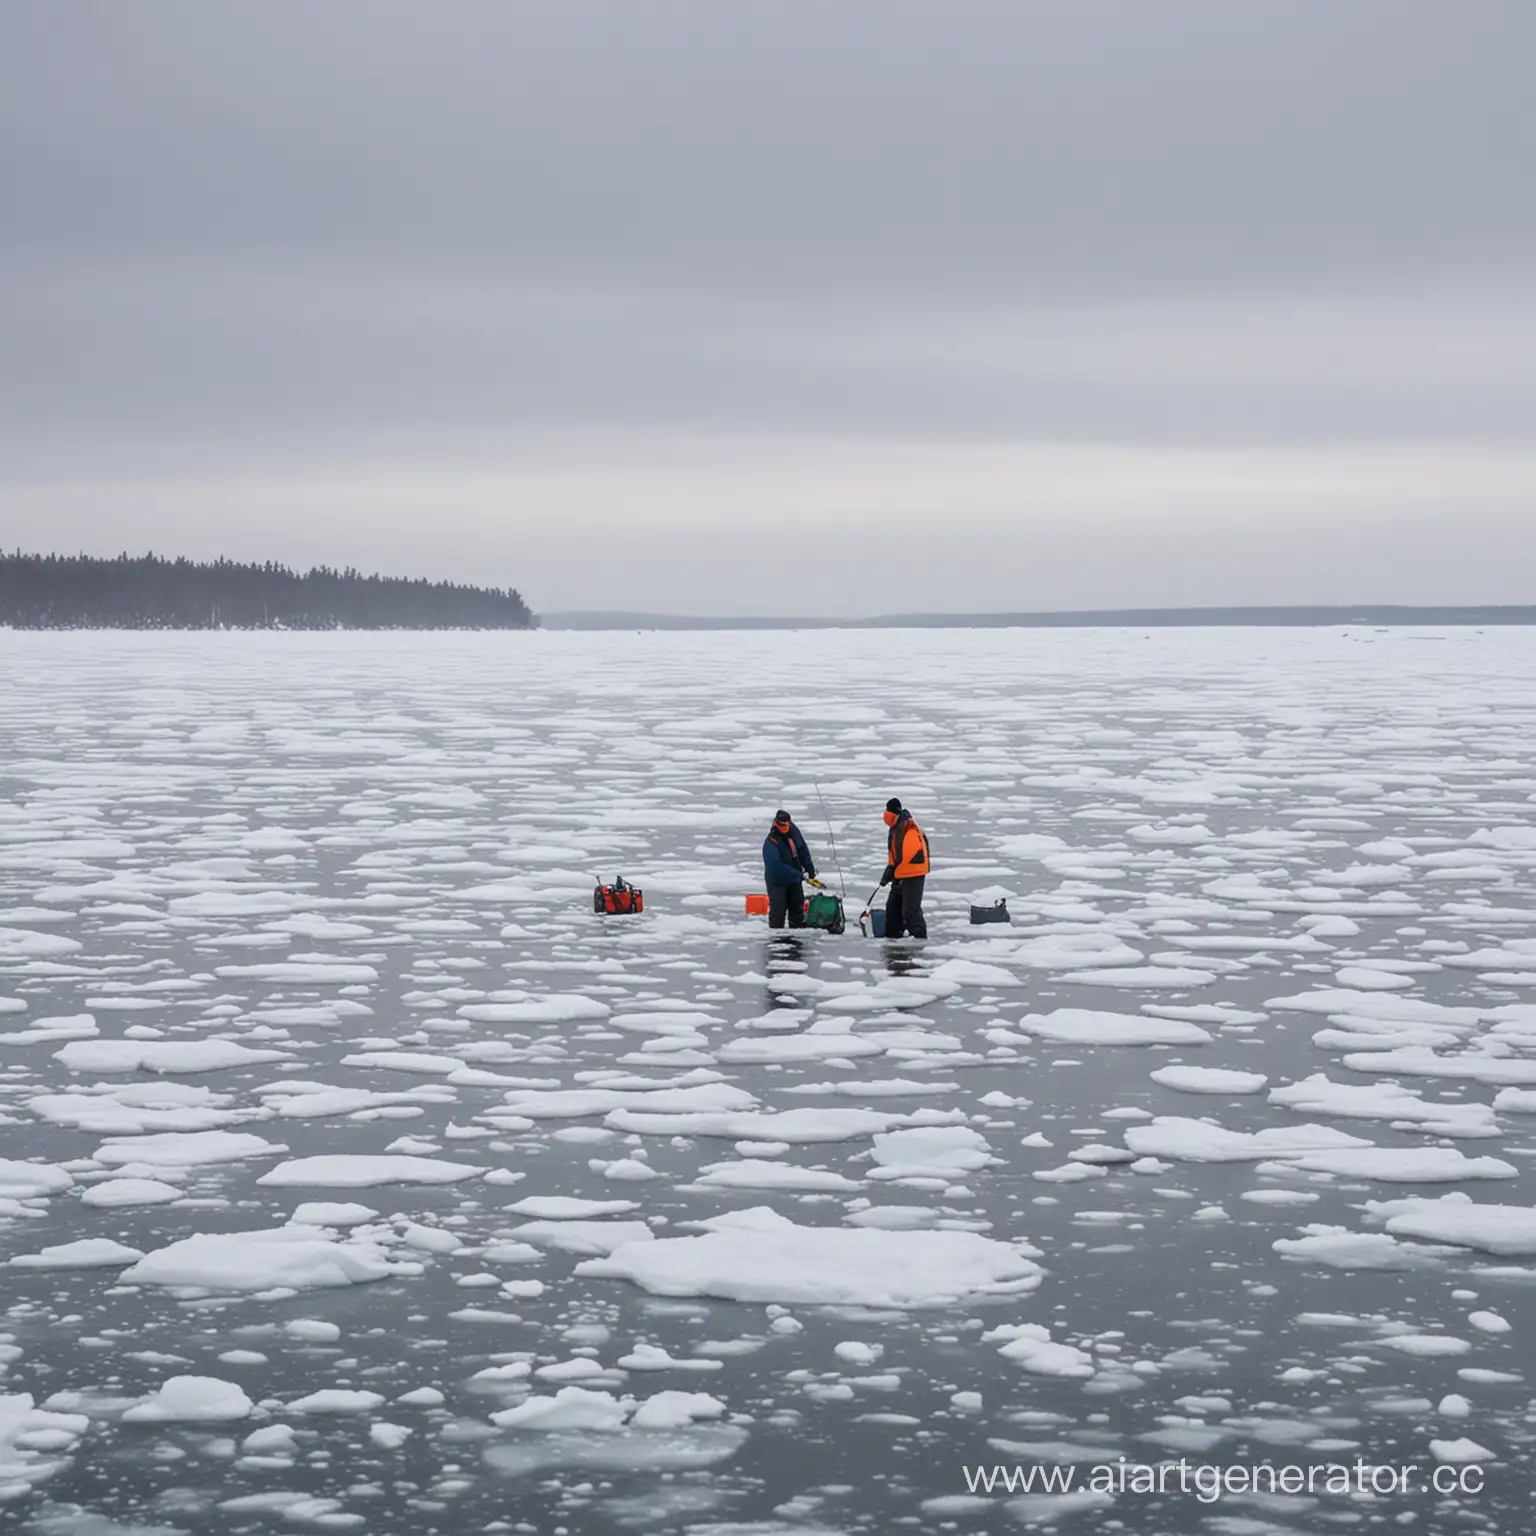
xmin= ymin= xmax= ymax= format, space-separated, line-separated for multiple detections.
xmin=122 ymin=1376 xmax=254 ymax=1423
xmin=1014 ymin=1010 xmax=1213 ymax=1046
xmin=579 ymin=1207 xmax=1041 ymax=1308
xmin=122 ymin=1227 xmax=399 ymax=1289
xmin=1375 ymin=1196 xmax=1536 ymax=1256
xmin=256 ymin=1155 xmax=485 ymax=1187
xmin=1123 ymin=1118 xmax=1371 ymax=1163
xmin=1150 ymin=1066 xmax=1268 ymax=1095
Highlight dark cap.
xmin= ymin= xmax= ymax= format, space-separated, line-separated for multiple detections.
xmin=885 ymin=797 xmax=903 ymax=814
xmin=773 ymin=809 xmax=790 ymax=823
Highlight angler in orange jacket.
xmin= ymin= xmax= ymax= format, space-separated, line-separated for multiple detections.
xmin=879 ymin=796 xmax=929 ymax=939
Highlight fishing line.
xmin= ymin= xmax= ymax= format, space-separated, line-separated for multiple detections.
xmin=813 ymin=779 xmax=849 ymax=900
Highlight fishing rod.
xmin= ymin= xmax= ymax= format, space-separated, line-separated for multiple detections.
xmin=813 ymin=779 xmax=849 ymax=900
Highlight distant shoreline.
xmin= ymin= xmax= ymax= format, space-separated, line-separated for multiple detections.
xmin=1 ymin=552 xmax=534 ymax=630
xmin=541 ymin=605 xmax=1536 ymax=631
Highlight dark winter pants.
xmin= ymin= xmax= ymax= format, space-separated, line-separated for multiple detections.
xmin=768 ymin=881 xmax=805 ymax=929
xmin=885 ymin=875 xmax=927 ymax=939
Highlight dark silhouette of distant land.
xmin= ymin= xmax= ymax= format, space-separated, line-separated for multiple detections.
xmin=542 ymin=605 xmax=1536 ymax=630
xmin=1 ymin=552 xmax=535 ymax=630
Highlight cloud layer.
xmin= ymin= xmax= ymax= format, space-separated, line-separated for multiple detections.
xmin=3 ymin=2 xmax=1533 ymax=613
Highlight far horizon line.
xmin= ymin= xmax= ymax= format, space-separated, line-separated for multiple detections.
xmin=540 ymin=602 xmax=1536 ymax=631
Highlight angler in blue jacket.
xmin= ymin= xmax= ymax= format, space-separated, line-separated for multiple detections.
xmin=762 ymin=809 xmax=819 ymax=929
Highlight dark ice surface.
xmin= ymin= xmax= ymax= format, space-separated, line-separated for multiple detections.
xmin=1 ymin=628 xmax=1534 ymax=1535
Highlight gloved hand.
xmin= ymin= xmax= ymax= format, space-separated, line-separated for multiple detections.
xmin=806 ymin=876 xmax=824 ymax=889
xmin=879 ymin=868 xmax=893 ymax=887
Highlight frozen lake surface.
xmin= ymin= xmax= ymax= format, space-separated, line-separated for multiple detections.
xmin=2 ymin=627 xmax=1534 ymax=1534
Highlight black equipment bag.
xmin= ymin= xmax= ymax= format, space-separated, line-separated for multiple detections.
xmin=969 ymin=897 xmax=1010 ymax=925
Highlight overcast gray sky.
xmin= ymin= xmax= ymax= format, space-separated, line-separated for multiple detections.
xmin=3 ymin=2 xmax=1533 ymax=616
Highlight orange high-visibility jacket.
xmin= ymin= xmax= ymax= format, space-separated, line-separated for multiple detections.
xmin=888 ymin=814 xmax=930 ymax=879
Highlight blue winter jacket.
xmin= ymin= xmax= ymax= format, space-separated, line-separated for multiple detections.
xmin=763 ymin=823 xmax=816 ymax=887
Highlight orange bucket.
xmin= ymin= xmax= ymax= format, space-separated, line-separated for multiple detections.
xmin=745 ymin=893 xmax=770 ymax=916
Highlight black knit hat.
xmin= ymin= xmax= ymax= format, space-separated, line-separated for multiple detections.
xmin=885 ymin=797 xmax=902 ymax=814
xmin=774 ymin=809 xmax=790 ymax=823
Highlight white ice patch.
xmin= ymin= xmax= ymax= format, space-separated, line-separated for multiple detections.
xmin=122 ymin=1376 xmax=253 ymax=1423
xmin=1267 ymin=1075 xmax=1500 ymax=1138
xmin=287 ymin=1389 xmax=387 ymax=1415
xmin=122 ymin=1227 xmax=398 ymax=1289
xmin=1272 ymin=1228 xmax=1423 ymax=1271
xmin=1265 ymin=989 xmax=1483 ymax=1027
xmin=926 ymin=959 xmax=1029 ymax=988
xmin=0 ymin=1392 xmax=90 ymax=1497
xmin=10 ymin=1238 xmax=144 ymax=1269
xmin=869 ymin=1126 xmax=996 ymax=1180
xmin=1376 ymin=1196 xmax=1536 ymax=1256
xmin=504 ymin=1197 xmax=640 ymax=1220
xmin=0 ymin=927 xmax=82 ymax=959
xmin=94 ymin=1131 xmax=287 ymax=1169
xmin=487 ymin=1384 xmax=726 ymax=1437
xmin=501 ymin=1084 xmax=755 ymax=1120
xmin=459 ymin=995 xmax=612 ymax=1024
xmin=1016 ymin=1010 xmax=1213 ymax=1046
xmin=983 ymin=1323 xmax=1096 ymax=1378
xmin=79 ymin=1178 xmax=184 ymax=1208
xmin=26 ymin=1080 xmax=250 ymax=1136
xmin=1012 ymin=933 xmax=1144 ymax=970
xmin=814 ymin=978 xmax=962 ymax=1014
xmin=0 ymin=1160 xmax=74 ymax=1200
xmin=1334 ymin=966 xmax=1416 ymax=991
xmin=213 ymin=961 xmax=378 ymax=984
xmin=509 ymin=1221 xmax=656 ymax=1257
xmin=616 ymin=1344 xmax=723 ymax=1373
xmin=256 ymin=1155 xmax=485 ymax=1187
xmin=54 ymin=1040 xmax=291 ymax=1075
xmin=1260 ymin=1148 xmax=1517 ymax=1183
xmin=0 ymin=1013 xmax=98 ymax=1046
xmin=1124 ymin=1118 xmax=1371 ymax=1164
xmin=577 ymin=1207 xmax=1040 ymax=1308
xmin=715 ymin=1034 xmax=885 ymax=1064
xmin=1430 ymin=1438 xmax=1496 ymax=1464
xmin=604 ymin=1106 xmax=952 ymax=1143
xmin=1060 ymin=966 xmax=1217 ymax=989
xmin=1341 ymin=1046 xmax=1536 ymax=1086
xmin=1150 ymin=1066 xmax=1267 ymax=1095
xmin=690 ymin=1161 xmax=862 ymax=1193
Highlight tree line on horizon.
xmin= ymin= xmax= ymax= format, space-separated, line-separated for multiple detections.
xmin=0 ymin=552 xmax=536 ymax=630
